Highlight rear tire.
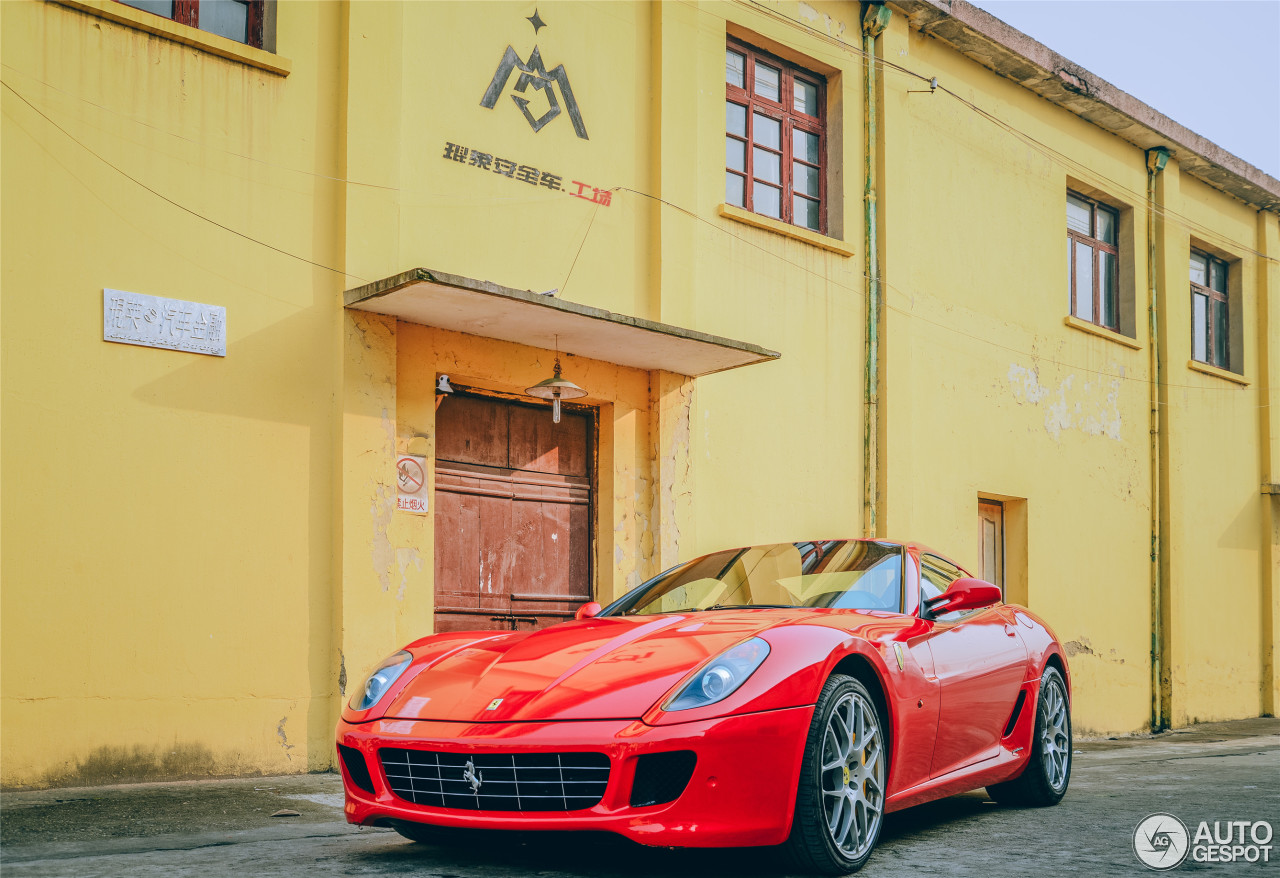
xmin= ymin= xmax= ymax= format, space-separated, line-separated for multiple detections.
xmin=783 ymin=674 xmax=887 ymax=875
xmin=986 ymin=665 xmax=1071 ymax=806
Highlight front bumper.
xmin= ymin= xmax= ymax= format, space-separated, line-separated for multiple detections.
xmin=335 ymin=705 xmax=812 ymax=848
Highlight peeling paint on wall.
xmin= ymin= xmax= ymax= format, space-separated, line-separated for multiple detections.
xmin=1006 ymin=364 xmax=1123 ymax=442
xmin=370 ymin=407 xmax=397 ymax=591
xmin=370 ymin=485 xmax=395 ymax=591
xmin=276 ymin=717 xmax=295 ymax=761
xmin=1064 ymin=636 xmax=1127 ymax=665
xmin=395 ymin=547 xmax=423 ymax=601
xmin=798 ymin=2 xmax=847 ymax=37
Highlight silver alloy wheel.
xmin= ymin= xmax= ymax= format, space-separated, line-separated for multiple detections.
xmin=820 ymin=690 xmax=884 ymax=859
xmin=1040 ymin=676 xmax=1070 ymax=791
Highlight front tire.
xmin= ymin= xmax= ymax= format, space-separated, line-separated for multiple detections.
xmin=987 ymin=665 xmax=1071 ymax=806
xmin=784 ymin=675 xmax=887 ymax=875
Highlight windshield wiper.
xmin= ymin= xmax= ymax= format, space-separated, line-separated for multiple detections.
xmin=704 ymin=603 xmax=797 ymax=611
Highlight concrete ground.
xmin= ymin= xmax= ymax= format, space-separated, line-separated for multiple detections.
xmin=2 ymin=718 xmax=1277 ymax=877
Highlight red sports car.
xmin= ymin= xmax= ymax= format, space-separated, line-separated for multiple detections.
xmin=335 ymin=540 xmax=1072 ymax=874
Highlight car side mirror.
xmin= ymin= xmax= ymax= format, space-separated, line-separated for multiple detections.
xmin=923 ymin=578 xmax=1001 ymax=617
xmin=574 ymin=601 xmax=602 ymax=621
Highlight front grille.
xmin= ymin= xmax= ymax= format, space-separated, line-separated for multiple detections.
xmin=379 ymin=749 xmax=610 ymax=812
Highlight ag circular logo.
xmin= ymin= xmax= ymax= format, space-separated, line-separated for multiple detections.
xmin=1134 ymin=813 xmax=1190 ymax=870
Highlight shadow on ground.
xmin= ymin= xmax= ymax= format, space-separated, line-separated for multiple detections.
xmin=347 ymin=791 xmax=999 ymax=877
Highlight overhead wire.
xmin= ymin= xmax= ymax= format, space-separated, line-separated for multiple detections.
xmin=1 ymin=79 xmax=366 ymax=283
xmin=3 ymin=67 xmax=1262 ymax=403
xmin=719 ymin=0 xmax=1280 ymax=264
xmin=2 ymin=10 xmax=1274 ymax=405
xmin=612 ymin=186 xmax=1266 ymax=404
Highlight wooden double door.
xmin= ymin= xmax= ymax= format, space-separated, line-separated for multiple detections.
xmin=434 ymin=394 xmax=593 ymax=632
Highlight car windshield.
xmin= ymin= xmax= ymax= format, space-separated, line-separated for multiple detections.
xmin=602 ymin=541 xmax=904 ymax=616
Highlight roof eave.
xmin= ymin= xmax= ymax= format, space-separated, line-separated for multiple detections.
xmin=888 ymin=0 xmax=1280 ymax=213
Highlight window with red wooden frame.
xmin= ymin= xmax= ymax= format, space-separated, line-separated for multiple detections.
xmin=115 ymin=0 xmax=267 ymax=49
xmin=1066 ymin=191 xmax=1119 ymax=331
xmin=1190 ymin=249 xmax=1230 ymax=369
xmin=726 ymin=39 xmax=826 ymax=233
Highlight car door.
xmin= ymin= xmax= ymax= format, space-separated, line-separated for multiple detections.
xmin=920 ymin=554 xmax=1028 ymax=780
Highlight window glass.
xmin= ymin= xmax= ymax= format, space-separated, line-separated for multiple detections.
xmin=793 ymin=129 xmax=819 ymax=164
xmin=1074 ymin=242 xmax=1094 ymax=321
xmin=726 ymin=102 xmax=747 ymax=136
xmin=726 ymin=50 xmax=746 ymax=87
xmin=754 ymin=182 xmax=781 ymax=217
xmin=754 ymin=62 xmax=781 ymax=101
xmin=1190 ymin=252 xmax=1208 ymax=286
xmin=603 ymin=541 xmax=904 ymax=616
xmin=794 ymin=78 xmax=818 ymax=115
xmin=1213 ymin=300 xmax=1229 ymax=367
xmin=726 ymin=139 xmax=745 ymax=172
xmin=199 ymin=0 xmax=249 ymax=42
xmin=1097 ymin=206 xmax=1117 ymax=245
xmin=1210 ymin=259 xmax=1227 ymax=293
xmin=794 ymin=163 xmax=820 ymax=198
xmin=118 ymin=0 xmax=175 ymax=15
xmin=753 ymin=113 xmax=780 ymax=149
xmin=921 ymin=556 xmax=966 ymax=621
xmin=794 ymin=196 xmax=820 ymax=230
xmin=754 ymin=147 xmax=781 ymax=184
xmin=1192 ymin=293 xmax=1208 ymax=361
xmin=726 ymin=173 xmax=745 ymax=207
xmin=1066 ymin=195 xmax=1092 ymax=234
xmin=1101 ymin=251 xmax=1117 ymax=328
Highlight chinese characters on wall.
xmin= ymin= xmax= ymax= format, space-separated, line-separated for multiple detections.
xmin=103 ymin=289 xmax=227 ymax=357
xmin=442 ymin=141 xmax=612 ymax=206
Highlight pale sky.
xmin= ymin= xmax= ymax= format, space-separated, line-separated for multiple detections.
xmin=969 ymin=1 xmax=1280 ymax=179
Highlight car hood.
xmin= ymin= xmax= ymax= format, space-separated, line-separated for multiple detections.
xmin=384 ymin=612 xmax=799 ymax=722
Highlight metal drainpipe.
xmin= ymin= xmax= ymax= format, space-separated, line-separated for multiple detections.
xmin=862 ymin=2 xmax=890 ymax=538
xmin=1146 ymin=146 xmax=1170 ymax=732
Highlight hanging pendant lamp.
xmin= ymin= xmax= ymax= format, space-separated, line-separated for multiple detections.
xmin=525 ymin=356 xmax=586 ymax=424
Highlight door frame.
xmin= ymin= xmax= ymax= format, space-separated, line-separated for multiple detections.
xmin=433 ymin=382 xmax=600 ymax=616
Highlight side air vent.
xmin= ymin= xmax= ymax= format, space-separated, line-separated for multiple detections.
xmin=630 ymin=751 xmax=697 ymax=808
xmin=1003 ymin=690 xmax=1028 ymax=739
xmin=338 ymin=743 xmax=376 ymax=794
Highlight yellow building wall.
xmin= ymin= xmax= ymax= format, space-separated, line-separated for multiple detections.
xmin=879 ymin=14 xmax=1157 ymax=734
xmin=1 ymin=0 xmax=348 ymax=786
xmin=1159 ymin=169 xmax=1269 ymax=724
xmin=2 ymin=0 xmax=1275 ymax=788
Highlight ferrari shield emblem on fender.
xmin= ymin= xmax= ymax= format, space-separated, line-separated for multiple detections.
xmin=893 ymin=643 xmax=905 ymax=671
xmin=486 ymin=698 xmax=503 ymax=711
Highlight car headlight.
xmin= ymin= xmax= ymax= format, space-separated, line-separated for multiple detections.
xmin=662 ymin=637 xmax=771 ymax=711
xmin=350 ymin=650 xmax=412 ymax=710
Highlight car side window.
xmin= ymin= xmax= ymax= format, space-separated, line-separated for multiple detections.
xmin=921 ymin=555 xmax=966 ymax=622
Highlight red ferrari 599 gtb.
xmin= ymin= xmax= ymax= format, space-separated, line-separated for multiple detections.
xmin=336 ymin=539 xmax=1071 ymax=874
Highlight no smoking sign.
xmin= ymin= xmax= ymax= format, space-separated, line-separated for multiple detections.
xmin=396 ymin=455 xmax=428 ymax=514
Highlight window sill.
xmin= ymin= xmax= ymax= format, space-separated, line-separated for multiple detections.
xmin=1063 ymin=315 xmax=1142 ymax=350
xmin=718 ymin=204 xmax=854 ymax=257
xmin=1187 ymin=359 xmax=1249 ymax=386
xmin=54 ymin=1 xmax=291 ymax=76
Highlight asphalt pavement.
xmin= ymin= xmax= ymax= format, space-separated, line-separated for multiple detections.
xmin=2 ymin=718 xmax=1277 ymax=877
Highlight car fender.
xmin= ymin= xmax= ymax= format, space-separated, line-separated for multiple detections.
xmin=1002 ymin=605 xmax=1071 ymax=698
xmin=341 ymin=631 xmax=512 ymax=724
xmin=643 ymin=623 xmax=895 ymax=730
